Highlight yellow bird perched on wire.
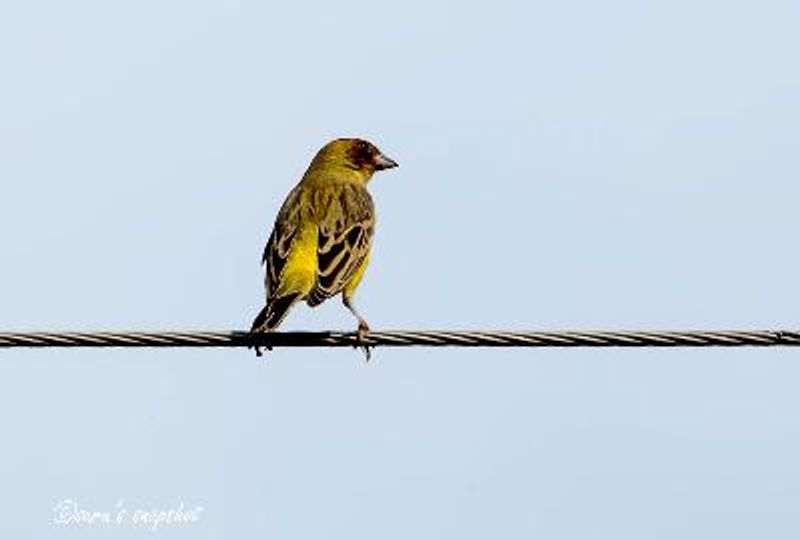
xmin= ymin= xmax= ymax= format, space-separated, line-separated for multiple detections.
xmin=249 ymin=138 xmax=398 ymax=358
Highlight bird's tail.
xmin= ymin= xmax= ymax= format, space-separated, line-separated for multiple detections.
xmin=249 ymin=293 xmax=302 ymax=356
xmin=250 ymin=293 xmax=301 ymax=333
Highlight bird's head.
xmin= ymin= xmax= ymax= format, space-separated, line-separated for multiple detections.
xmin=311 ymin=138 xmax=398 ymax=182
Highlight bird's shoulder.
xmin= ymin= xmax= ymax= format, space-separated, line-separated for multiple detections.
xmin=302 ymin=177 xmax=374 ymax=227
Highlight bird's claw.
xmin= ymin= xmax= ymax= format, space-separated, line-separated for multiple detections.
xmin=248 ymin=331 xmax=272 ymax=358
xmin=355 ymin=321 xmax=373 ymax=362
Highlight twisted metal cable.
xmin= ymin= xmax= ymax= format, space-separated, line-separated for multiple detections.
xmin=0 ymin=329 xmax=799 ymax=350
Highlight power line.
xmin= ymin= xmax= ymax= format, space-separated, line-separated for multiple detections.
xmin=0 ymin=329 xmax=798 ymax=350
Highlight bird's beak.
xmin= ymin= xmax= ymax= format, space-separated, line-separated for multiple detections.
xmin=374 ymin=153 xmax=398 ymax=171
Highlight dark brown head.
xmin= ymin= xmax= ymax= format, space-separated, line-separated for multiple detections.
xmin=343 ymin=138 xmax=398 ymax=172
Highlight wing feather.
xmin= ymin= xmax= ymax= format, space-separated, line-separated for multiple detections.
xmin=307 ymin=184 xmax=374 ymax=306
xmin=262 ymin=186 xmax=304 ymax=299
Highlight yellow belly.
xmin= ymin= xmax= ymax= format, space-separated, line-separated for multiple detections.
xmin=275 ymin=220 xmax=318 ymax=298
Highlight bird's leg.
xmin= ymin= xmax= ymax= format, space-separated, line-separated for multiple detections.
xmin=343 ymin=297 xmax=373 ymax=361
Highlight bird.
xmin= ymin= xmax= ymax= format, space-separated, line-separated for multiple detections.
xmin=249 ymin=138 xmax=398 ymax=358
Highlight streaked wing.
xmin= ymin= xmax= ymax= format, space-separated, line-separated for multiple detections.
xmin=307 ymin=185 xmax=374 ymax=306
xmin=262 ymin=186 xmax=303 ymax=299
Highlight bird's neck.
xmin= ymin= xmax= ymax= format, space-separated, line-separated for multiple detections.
xmin=304 ymin=164 xmax=373 ymax=186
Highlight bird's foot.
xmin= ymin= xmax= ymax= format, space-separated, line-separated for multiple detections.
xmin=355 ymin=320 xmax=373 ymax=362
xmin=248 ymin=330 xmax=273 ymax=358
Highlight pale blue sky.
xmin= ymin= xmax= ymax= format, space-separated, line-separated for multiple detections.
xmin=1 ymin=0 xmax=799 ymax=538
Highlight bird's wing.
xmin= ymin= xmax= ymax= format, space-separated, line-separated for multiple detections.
xmin=307 ymin=185 xmax=374 ymax=306
xmin=262 ymin=186 xmax=304 ymax=299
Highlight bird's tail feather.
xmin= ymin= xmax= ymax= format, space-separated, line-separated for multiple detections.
xmin=249 ymin=293 xmax=302 ymax=356
xmin=250 ymin=292 xmax=301 ymax=333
